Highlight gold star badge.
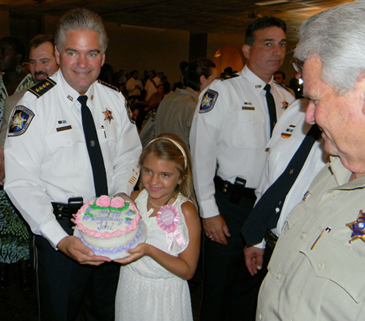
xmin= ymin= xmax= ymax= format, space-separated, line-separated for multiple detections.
xmin=282 ymin=101 xmax=289 ymax=109
xmin=102 ymin=108 xmax=114 ymax=124
xmin=346 ymin=210 xmax=365 ymax=243
xmin=11 ymin=112 xmax=26 ymax=130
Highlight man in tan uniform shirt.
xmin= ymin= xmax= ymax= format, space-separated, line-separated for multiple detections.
xmin=257 ymin=2 xmax=365 ymax=320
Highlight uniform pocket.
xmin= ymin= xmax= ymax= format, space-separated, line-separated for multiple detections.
xmin=231 ymin=109 xmax=265 ymax=148
xmin=44 ymin=128 xmax=86 ymax=176
xmin=301 ymin=232 xmax=365 ymax=303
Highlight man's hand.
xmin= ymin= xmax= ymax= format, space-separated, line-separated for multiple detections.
xmin=57 ymin=236 xmax=111 ymax=266
xmin=244 ymin=245 xmax=265 ymax=276
xmin=203 ymin=215 xmax=230 ymax=245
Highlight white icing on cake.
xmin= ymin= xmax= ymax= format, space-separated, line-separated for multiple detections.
xmin=75 ymin=195 xmax=141 ymax=251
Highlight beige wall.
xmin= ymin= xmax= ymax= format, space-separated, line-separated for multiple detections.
xmin=4 ymin=12 xmax=298 ymax=87
xmin=44 ymin=16 xmax=190 ymax=85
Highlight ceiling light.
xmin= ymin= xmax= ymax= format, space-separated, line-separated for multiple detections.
xmin=255 ymin=0 xmax=289 ymax=6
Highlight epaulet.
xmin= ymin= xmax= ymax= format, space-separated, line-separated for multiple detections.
xmin=218 ymin=74 xmax=239 ymax=81
xmin=28 ymin=78 xmax=57 ymax=98
xmin=97 ymin=79 xmax=119 ymax=92
xmin=274 ymin=81 xmax=291 ymax=93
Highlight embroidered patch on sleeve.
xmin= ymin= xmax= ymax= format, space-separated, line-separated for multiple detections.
xmin=125 ymin=100 xmax=136 ymax=124
xmin=8 ymin=105 xmax=35 ymax=137
xmin=199 ymin=89 xmax=218 ymax=113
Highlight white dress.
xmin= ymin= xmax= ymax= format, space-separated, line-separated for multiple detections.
xmin=115 ymin=190 xmax=193 ymax=321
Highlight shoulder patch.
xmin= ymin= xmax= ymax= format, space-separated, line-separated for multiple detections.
xmin=97 ymin=79 xmax=119 ymax=92
xmin=125 ymin=100 xmax=136 ymax=124
xmin=8 ymin=105 xmax=35 ymax=137
xmin=28 ymin=78 xmax=56 ymax=98
xmin=199 ymin=89 xmax=218 ymax=113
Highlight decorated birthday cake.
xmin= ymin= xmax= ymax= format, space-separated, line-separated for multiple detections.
xmin=75 ymin=195 xmax=142 ymax=255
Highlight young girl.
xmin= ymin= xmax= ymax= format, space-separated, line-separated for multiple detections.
xmin=115 ymin=133 xmax=201 ymax=321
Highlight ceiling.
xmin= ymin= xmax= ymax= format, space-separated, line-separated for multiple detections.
xmin=0 ymin=0 xmax=354 ymax=42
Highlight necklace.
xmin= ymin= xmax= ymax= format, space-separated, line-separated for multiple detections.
xmin=149 ymin=198 xmax=165 ymax=208
xmin=149 ymin=195 xmax=175 ymax=208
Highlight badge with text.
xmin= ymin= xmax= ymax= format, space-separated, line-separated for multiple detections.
xmin=346 ymin=210 xmax=365 ymax=243
xmin=156 ymin=205 xmax=185 ymax=251
xmin=8 ymin=105 xmax=35 ymax=137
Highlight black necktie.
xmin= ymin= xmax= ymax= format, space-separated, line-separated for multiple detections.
xmin=241 ymin=124 xmax=321 ymax=245
xmin=78 ymin=95 xmax=108 ymax=197
xmin=264 ymin=84 xmax=277 ymax=136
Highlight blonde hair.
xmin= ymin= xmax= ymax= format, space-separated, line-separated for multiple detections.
xmin=139 ymin=133 xmax=196 ymax=207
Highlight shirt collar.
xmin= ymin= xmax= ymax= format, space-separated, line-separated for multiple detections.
xmin=54 ymin=69 xmax=96 ymax=105
xmin=240 ymin=65 xmax=273 ymax=93
xmin=329 ymin=156 xmax=365 ymax=189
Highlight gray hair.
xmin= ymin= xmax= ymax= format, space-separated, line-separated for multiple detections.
xmin=294 ymin=0 xmax=365 ymax=94
xmin=55 ymin=8 xmax=108 ymax=53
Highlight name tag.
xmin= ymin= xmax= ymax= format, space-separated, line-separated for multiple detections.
xmin=56 ymin=125 xmax=72 ymax=132
xmin=242 ymin=106 xmax=255 ymax=111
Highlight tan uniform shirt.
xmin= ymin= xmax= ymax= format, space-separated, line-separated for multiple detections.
xmin=257 ymin=156 xmax=365 ymax=320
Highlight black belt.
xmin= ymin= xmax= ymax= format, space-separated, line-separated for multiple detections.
xmin=52 ymin=197 xmax=83 ymax=220
xmin=214 ymin=176 xmax=255 ymax=199
xmin=265 ymin=229 xmax=278 ymax=246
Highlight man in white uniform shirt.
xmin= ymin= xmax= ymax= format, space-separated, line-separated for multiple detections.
xmin=4 ymin=8 xmax=141 ymax=321
xmin=242 ymin=99 xmax=327 ymax=277
xmin=0 ymin=34 xmax=59 ymax=182
xmin=190 ymin=16 xmax=294 ymax=321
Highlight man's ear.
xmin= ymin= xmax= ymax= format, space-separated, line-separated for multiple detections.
xmin=242 ymin=44 xmax=251 ymax=59
xmin=55 ymin=46 xmax=60 ymax=65
xmin=358 ymin=72 xmax=365 ymax=115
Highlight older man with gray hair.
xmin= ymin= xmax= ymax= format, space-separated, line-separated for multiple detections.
xmin=257 ymin=1 xmax=365 ymax=320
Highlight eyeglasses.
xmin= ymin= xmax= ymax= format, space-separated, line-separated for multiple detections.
xmin=291 ymin=57 xmax=304 ymax=72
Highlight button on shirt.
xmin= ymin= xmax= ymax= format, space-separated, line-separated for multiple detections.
xmin=254 ymin=99 xmax=327 ymax=248
xmin=257 ymin=156 xmax=365 ymax=320
xmin=4 ymin=70 xmax=141 ymax=249
xmin=190 ymin=65 xmax=295 ymax=219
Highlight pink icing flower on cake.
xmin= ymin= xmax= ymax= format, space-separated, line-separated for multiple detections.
xmin=96 ymin=195 xmax=110 ymax=207
xmin=111 ymin=197 xmax=124 ymax=208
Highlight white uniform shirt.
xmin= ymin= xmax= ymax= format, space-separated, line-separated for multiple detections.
xmin=254 ymin=99 xmax=327 ymax=248
xmin=190 ymin=65 xmax=295 ymax=219
xmin=4 ymin=70 xmax=141 ymax=249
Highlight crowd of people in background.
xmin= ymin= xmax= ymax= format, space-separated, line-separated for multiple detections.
xmin=2 ymin=2 xmax=361 ymax=321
